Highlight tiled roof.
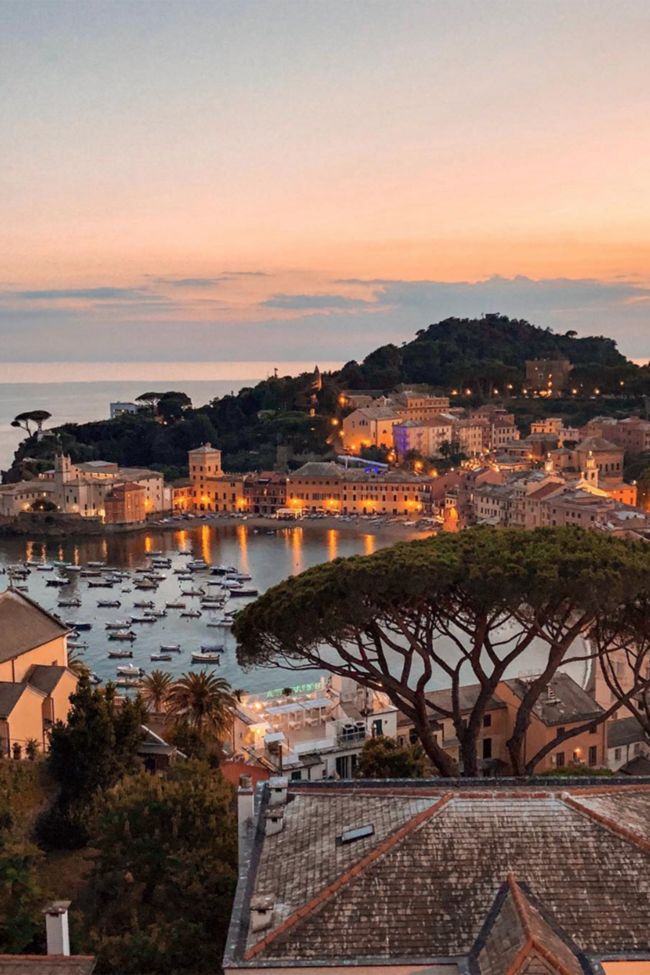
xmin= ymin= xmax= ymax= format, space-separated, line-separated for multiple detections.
xmin=469 ymin=876 xmax=589 ymax=975
xmin=25 ymin=665 xmax=72 ymax=696
xmin=290 ymin=462 xmax=344 ymax=478
xmin=227 ymin=781 xmax=650 ymax=967
xmin=0 ymin=590 xmax=69 ymax=664
xmin=504 ymin=673 xmax=603 ymax=727
xmin=0 ymin=682 xmax=30 ymax=718
xmin=0 ymin=957 xmax=95 ymax=974
xmin=607 ymin=716 xmax=648 ymax=749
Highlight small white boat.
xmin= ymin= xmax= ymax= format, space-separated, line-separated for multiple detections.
xmin=87 ymin=561 xmax=106 ymax=568
xmin=129 ymin=614 xmax=157 ymax=624
xmin=229 ymin=587 xmax=259 ymax=598
xmin=133 ymin=599 xmax=155 ymax=608
xmin=46 ymin=577 xmax=70 ymax=587
xmin=68 ymin=640 xmax=88 ymax=650
xmin=181 ymin=609 xmax=202 ymax=619
xmin=116 ymin=663 xmax=144 ymax=676
xmin=64 ymin=565 xmax=82 ymax=573
xmin=191 ymin=651 xmax=220 ymax=663
xmin=200 ymin=643 xmax=222 ymax=652
xmin=108 ymin=648 xmax=134 ymax=658
xmin=89 ymin=672 xmax=102 ymax=684
xmin=105 ymin=620 xmax=131 ymax=630
xmin=65 ymin=621 xmax=92 ymax=631
xmin=108 ymin=630 xmax=137 ymax=642
xmin=97 ymin=599 xmax=121 ymax=608
xmin=151 ymin=653 xmax=172 ymax=662
xmin=37 ymin=564 xmax=54 ymax=572
xmin=166 ymin=601 xmax=186 ymax=609
xmin=135 ymin=579 xmax=157 ymax=590
xmin=160 ymin=644 xmax=181 ymax=652
xmin=188 ymin=560 xmax=209 ymax=571
xmin=58 ymin=598 xmax=82 ymax=608
xmin=181 ymin=588 xmax=205 ymax=597
xmin=150 ymin=609 xmax=167 ymax=618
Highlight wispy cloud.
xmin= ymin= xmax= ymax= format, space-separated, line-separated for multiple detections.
xmin=263 ymin=293 xmax=373 ymax=310
xmin=12 ymin=287 xmax=152 ymax=301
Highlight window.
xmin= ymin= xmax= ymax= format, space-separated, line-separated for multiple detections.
xmin=588 ymin=746 xmax=598 ymax=766
xmin=555 ymin=752 xmax=565 ymax=768
xmin=483 ymin=714 xmax=492 ymax=729
xmin=614 ymin=747 xmax=621 ymax=761
xmin=482 ymin=737 xmax=492 ymax=760
xmin=371 ymin=719 xmax=383 ymax=738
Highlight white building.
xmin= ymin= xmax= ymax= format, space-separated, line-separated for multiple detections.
xmin=231 ymin=675 xmax=398 ymax=780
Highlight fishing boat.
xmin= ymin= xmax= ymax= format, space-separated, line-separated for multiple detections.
xmin=191 ymin=650 xmax=221 ymax=663
xmin=116 ymin=663 xmax=144 ymax=676
xmin=105 ymin=620 xmax=131 ymax=629
xmin=116 ymin=676 xmax=143 ymax=688
xmin=160 ymin=644 xmax=181 ymax=652
xmin=150 ymin=653 xmax=172 ymax=662
xmin=108 ymin=648 xmax=134 ymax=658
xmin=165 ymin=601 xmax=186 ymax=609
xmin=65 ymin=621 xmax=92 ymax=631
xmin=180 ymin=609 xmax=202 ymax=619
xmin=97 ymin=599 xmax=121 ymax=608
xmin=108 ymin=630 xmax=137 ymax=641
xmin=133 ymin=599 xmax=155 ymax=609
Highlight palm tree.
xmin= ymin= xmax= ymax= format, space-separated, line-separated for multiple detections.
xmin=67 ymin=647 xmax=90 ymax=679
xmin=141 ymin=669 xmax=173 ymax=714
xmin=167 ymin=671 xmax=240 ymax=738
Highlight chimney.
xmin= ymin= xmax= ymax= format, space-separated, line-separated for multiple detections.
xmin=264 ymin=805 xmax=285 ymax=836
xmin=237 ymin=774 xmax=254 ymax=865
xmin=43 ymin=901 xmax=71 ymax=956
xmin=250 ymin=894 xmax=274 ymax=934
xmin=268 ymin=775 xmax=288 ymax=808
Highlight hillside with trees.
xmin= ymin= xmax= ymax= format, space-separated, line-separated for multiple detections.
xmin=4 ymin=314 xmax=649 ymax=481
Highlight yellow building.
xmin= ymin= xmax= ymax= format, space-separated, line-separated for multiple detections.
xmin=188 ymin=443 xmax=246 ymax=512
xmin=286 ymin=462 xmax=429 ymax=516
xmin=0 ymin=589 xmax=77 ymax=758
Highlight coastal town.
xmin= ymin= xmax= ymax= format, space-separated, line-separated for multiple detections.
xmin=3 ymin=2 xmax=650 ymax=973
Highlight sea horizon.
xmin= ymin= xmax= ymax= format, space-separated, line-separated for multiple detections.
xmin=0 ymin=360 xmax=343 ymax=385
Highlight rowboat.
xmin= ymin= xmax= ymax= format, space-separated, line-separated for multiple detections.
xmin=150 ymin=653 xmax=172 ymax=662
xmin=108 ymin=630 xmax=137 ymax=641
xmin=105 ymin=620 xmax=131 ymax=629
xmin=181 ymin=609 xmax=201 ymax=618
xmin=133 ymin=599 xmax=155 ymax=608
xmin=97 ymin=600 xmax=121 ymax=608
xmin=108 ymin=648 xmax=134 ymax=658
xmin=65 ymin=621 xmax=92 ymax=631
xmin=166 ymin=601 xmax=186 ymax=609
xmin=116 ymin=663 xmax=144 ymax=676
xmin=160 ymin=644 xmax=181 ymax=652
xmin=191 ymin=651 xmax=221 ymax=663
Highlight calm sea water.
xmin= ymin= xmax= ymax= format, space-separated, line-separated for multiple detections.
xmin=0 ymin=523 xmax=379 ymax=694
xmin=0 ymin=523 xmax=589 ymax=695
xmin=0 ymin=360 xmax=341 ymax=470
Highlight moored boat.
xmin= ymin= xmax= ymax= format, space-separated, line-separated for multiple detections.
xmin=97 ymin=599 xmax=121 ymax=608
xmin=160 ymin=644 xmax=181 ymax=652
xmin=191 ymin=650 xmax=220 ymax=663
xmin=150 ymin=653 xmax=172 ymax=662
xmin=108 ymin=630 xmax=137 ymax=641
xmin=108 ymin=648 xmax=134 ymax=658
xmin=65 ymin=620 xmax=92 ymax=631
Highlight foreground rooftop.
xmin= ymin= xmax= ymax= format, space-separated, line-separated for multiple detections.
xmin=225 ymin=778 xmax=650 ymax=973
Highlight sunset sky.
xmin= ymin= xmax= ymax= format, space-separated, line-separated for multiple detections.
xmin=1 ymin=0 xmax=649 ymax=364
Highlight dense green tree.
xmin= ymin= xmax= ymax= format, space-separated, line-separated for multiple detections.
xmin=235 ymin=527 xmax=650 ymax=777
xmin=85 ymin=761 xmax=237 ymax=974
xmin=356 ymin=736 xmax=427 ymax=779
xmin=0 ymin=766 xmax=43 ymax=953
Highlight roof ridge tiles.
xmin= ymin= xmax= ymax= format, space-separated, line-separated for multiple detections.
xmin=560 ymin=793 xmax=650 ymax=854
xmin=243 ymin=792 xmax=454 ymax=961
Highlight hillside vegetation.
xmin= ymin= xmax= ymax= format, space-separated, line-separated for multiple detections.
xmin=5 ymin=314 xmax=649 ymax=480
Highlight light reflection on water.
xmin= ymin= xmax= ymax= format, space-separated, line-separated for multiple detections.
xmin=0 ymin=524 xmax=384 ymax=693
xmin=0 ymin=524 xmax=589 ymax=694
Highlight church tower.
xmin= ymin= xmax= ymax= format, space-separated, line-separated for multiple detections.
xmin=54 ymin=453 xmax=75 ymax=485
xmin=581 ymin=450 xmax=599 ymax=488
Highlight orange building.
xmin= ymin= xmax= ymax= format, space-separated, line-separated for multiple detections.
xmin=0 ymin=589 xmax=77 ymax=758
xmin=104 ymin=481 xmax=146 ymax=524
xmin=396 ymin=672 xmax=606 ymax=774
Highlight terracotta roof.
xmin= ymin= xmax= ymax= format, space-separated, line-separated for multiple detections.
xmin=527 ymin=483 xmax=565 ymax=502
xmin=227 ymin=780 xmax=650 ymax=967
xmin=0 ymin=590 xmax=69 ymax=664
xmin=0 ymin=957 xmax=95 ymax=974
